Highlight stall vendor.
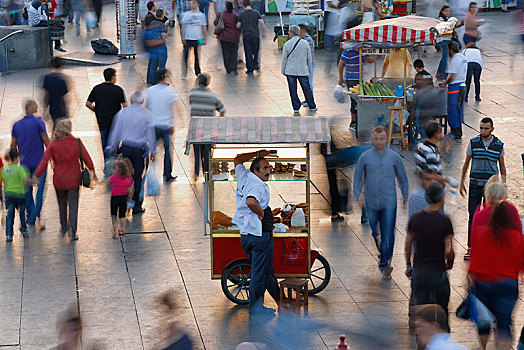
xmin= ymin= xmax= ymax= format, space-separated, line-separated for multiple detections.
xmin=232 ymin=150 xmax=280 ymax=315
xmin=381 ymin=48 xmax=412 ymax=79
xmin=338 ymin=48 xmax=375 ymax=130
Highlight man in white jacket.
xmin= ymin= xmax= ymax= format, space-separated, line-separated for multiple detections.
xmin=281 ymin=25 xmax=316 ymax=114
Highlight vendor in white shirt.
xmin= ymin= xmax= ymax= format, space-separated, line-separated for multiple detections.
xmin=463 ymin=42 xmax=483 ymax=103
xmin=232 ymin=150 xmax=280 ymax=315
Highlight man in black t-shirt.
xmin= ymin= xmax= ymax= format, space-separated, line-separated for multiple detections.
xmin=236 ymin=0 xmax=266 ymax=74
xmin=86 ymin=68 xmax=127 ymax=152
xmin=42 ymin=57 xmax=69 ymax=125
xmin=405 ymin=183 xmax=455 ymax=319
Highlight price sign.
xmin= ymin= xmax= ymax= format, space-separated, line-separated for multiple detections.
xmin=361 ymin=48 xmax=391 ymax=55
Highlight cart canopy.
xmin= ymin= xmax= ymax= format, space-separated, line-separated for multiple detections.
xmin=185 ymin=116 xmax=331 ymax=154
xmin=342 ymin=15 xmax=439 ymax=47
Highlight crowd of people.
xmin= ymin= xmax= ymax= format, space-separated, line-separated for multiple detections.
xmin=1 ymin=0 xmax=524 ymax=349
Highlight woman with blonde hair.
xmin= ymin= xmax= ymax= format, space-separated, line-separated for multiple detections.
xmin=468 ymin=176 xmax=523 ymax=350
xmin=35 ymin=118 xmax=97 ymax=240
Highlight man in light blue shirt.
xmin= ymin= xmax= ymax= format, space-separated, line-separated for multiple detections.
xmin=353 ymin=125 xmax=409 ymax=279
xmin=232 ymin=150 xmax=280 ymax=315
xmin=105 ymin=91 xmax=156 ymax=214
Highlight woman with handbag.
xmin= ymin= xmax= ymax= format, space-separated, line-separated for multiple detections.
xmin=214 ymin=1 xmax=239 ymax=74
xmin=468 ymin=177 xmax=523 ymax=350
xmin=34 ymin=118 xmax=97 ymax=240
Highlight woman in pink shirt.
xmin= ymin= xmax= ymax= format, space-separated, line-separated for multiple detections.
xmin=463 ymin=2 xmax=484 ymax=45
xmin=107 ymin=158 xmax=134 ymax=238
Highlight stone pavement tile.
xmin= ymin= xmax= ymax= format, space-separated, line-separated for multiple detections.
xmin=76 ymin=271 xmax=131 ymax=286
xmin=0 ymin=329 xmax=19 ymax=346
xmin=0 ymin=315 xmax=21 ymax=331
xmin=308 ymin=290 xmax=355 ymax=305
xmin=81 ymin=323 xmax=143 ymax=347
xmin=349 ymin=286 xmax=408 ymax=303
xmin=81 ymin=306 xmax=138 ymax=327
xmin=19 ymin=326 xmax=58 ymax=347
xmin=122 ymin=234 xmax=174 ymax=252
xmin=78 ymin=283 xmax=134 ymax=300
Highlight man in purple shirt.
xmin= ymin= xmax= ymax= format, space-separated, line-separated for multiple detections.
xmin=11 ymin=100 xmax=50 ymax=230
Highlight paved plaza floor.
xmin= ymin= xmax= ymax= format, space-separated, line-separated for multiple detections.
xmin=0 ymin=6 xmax=523 ymax=349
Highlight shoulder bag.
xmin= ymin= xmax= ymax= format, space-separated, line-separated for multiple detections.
xmin=77 ymin=138 xmax=91 ymax=188
xmin=214 ymin=12 xmax=225 ymax=35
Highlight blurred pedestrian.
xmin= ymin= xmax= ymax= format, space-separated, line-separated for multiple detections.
xmin=459 ymin=117 xmax=506 ymax=260
xmin=299 ymin=24 xmax=315 ymax=107
xmin=28 ymin=0 xmax=66 ymax=51
xmin=439 ymin=41 xmax=467 ymax=140
xmin=35 ymin=119 xmax=96 ymax=241
xmin=11 ymin=99 xmax=50 ymax=231
xmin=463 ymin=2 xmax=484 ymax=45
xmin=189 ymin=73 xmax=225 ymax=177
xmin=237 ymin=0 xmax=266 ymax=74
xmin=146 ymin=69 xmax=180 ymax=181
xmin=62 ymin=0 xmax=74 ymax=22
xmin=107 ymin=158 xmax=133 ymax=239
xmin=414 ymin=122 xmax=451 ymax=184
xmin=353 ymin=126 xmax=409 ymax=279
xmin=105 ymin=91 xmax=156 ymax=215
xmin=214 ymin=1 xmax=239 ymax=75
xmin=413 ymin=59 xmax=433 ymax=92
xmin=381 ymin=48 xmax=412 ymax=78
xmin=320 ymin=142 xmax=348 ymax=222
xmin=86 ymin=68 xmax=127 ymax=154
xmin=414 ymin=304 xmax=466 ymax=349
xmin=53 ymin=302 xmax=82 ymax=350
xmin=468 ymin=178 xmax=523 ymax=350
xmin=436 ymin=5 xmax=451 ymax=80
xmin=338 ymin=48 xmax=374 ymax=130
xmin=145 ymin=9 xmax=169 ymax=85
xmin=175 ymin=0 xmax=189 ymax=30
xmin=181 ymin=0 xmax=206 ymax=79
xmin=1 ymin=149 xmax=32 ymax=242
xmin=324 ymin=0 xmax=339 ymax=53
xmin=463 ymin=42 xmax=482 ymax=102
xmin=199 ymin=0 xmax=209 ymax=26
xmin=42 ymin=57 xmax=69 ymax=126
xmin=92 ymin=0 xmax=102 ymax=25
xmin=405 ymin=183 xmax=455 ymax=317
xmin=281 ymin=25 xmax=316 ymax=115
xmin=233 ymin=150 xmax=280 ymax=314
xmin=71 ymin=0 xmax=90 ymax=36
xmin=155 ymin=290 xmax=193 ymax=349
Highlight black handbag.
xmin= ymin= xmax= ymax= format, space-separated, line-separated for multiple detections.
xmin=77 ymin=139 xmax=91 ymax=188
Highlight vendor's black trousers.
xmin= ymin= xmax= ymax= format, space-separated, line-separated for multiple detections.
xmin=240 ymin=231 xmax=280 ymax=313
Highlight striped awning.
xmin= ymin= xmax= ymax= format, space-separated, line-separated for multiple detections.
xmin=185 ymin=116 xmax=330 ymax=153
xmin=343 ymin=15 xmax=439 ymax=44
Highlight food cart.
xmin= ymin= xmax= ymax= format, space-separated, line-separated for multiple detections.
xmin=185 ymin=116 xmax=332 ymax=304
xmin=342 ymin=15 xmax=440 ymax=141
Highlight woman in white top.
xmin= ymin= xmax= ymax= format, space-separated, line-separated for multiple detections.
xmin=436 ymin=5 xmax=451 ymax=80
xmin=463 ymin=42 xmax=483 ymax=102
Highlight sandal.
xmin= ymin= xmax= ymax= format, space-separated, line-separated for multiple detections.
xmin=112 ymin=232 xmax=119 ymax=239
xmin=118 ymin=230 xmax=125 ymax=236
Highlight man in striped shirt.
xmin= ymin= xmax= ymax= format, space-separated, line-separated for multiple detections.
xmin=414 ymin=121 xmax=450 ymax=185
xmin=189 ymin=73 xmax=225 ymax=177
xmin=338 ymin=48 xmax=373 ymax=130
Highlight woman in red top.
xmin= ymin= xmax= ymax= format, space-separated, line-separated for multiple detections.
xmin=468 ymin=177 xmax=523 ymax=350
xmin=35 ymin=119 xmax=97 ymax=240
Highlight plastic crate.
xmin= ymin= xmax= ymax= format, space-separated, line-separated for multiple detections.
xmin=49 ymin=18 xmax=65 ymax=40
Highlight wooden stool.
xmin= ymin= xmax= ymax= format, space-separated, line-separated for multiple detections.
xmin=279 ymin=278 xmax=308 ymax=315
xmin=387 ymin=105 xmax=407 ymax=149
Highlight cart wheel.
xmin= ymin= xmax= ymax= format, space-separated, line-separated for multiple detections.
xmin=221 ymin=260 xmax=251 ymax=305
xmin=308 ymin=254 xmax=331 ymax=295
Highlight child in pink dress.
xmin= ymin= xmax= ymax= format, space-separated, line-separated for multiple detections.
xmin=107 ymin=158 xmax=134 ymax=239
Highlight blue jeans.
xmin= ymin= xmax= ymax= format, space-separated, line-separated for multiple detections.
xmin=436 ymin=40 xmax=449 ymax=79
xmin=199 ymin=0 xmax=209 ymax=25
xmin=475 ymin=279 xmax=518 ymax=339
xmin=412 ymin=268 xmax=450 ymax=319
xmin=6 ymin=196 xmax=26 ymax=236
xmin=447 ymin=82 xmax=463 ymax=137
xmin=465 ymin=62 xmax=482 ymax=100
xmin=286 ymin=75 xmax=316 ymax=111
xmin=147 ymin=50 xmax=168 ymax=85
xmin=99 ymin=125 xmax=110 ymax=152
xmin=240 ymin=232 xmax=280 ymax=312
xmin=155 ymin=126 xmax=173 ymax=178
xmin=463 ymin=33 xmax=477 ymax=45
xmin=243 ymin=34 xmax=260 ymax=73
xmin=252 ymin=0 xmax=263 ymax=13
xmin=25 ymin=168 xmax=46 ymax=224
xmin=366 ymin=206 xmax=397 ymax=270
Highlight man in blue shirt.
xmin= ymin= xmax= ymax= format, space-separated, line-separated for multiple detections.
xmin=11 ymin=99 xmax=50 ymax=230
xmin=353 ymin=125 xmax=409 ymax=279
xmin=145 ymin=9 xmax=168 ymax=85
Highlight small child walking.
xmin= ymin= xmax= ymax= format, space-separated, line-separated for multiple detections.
xmin=0 ymin=149 xmax=33 ymax=242
xmin=107 ymin=158 xmax=134 ymax=239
